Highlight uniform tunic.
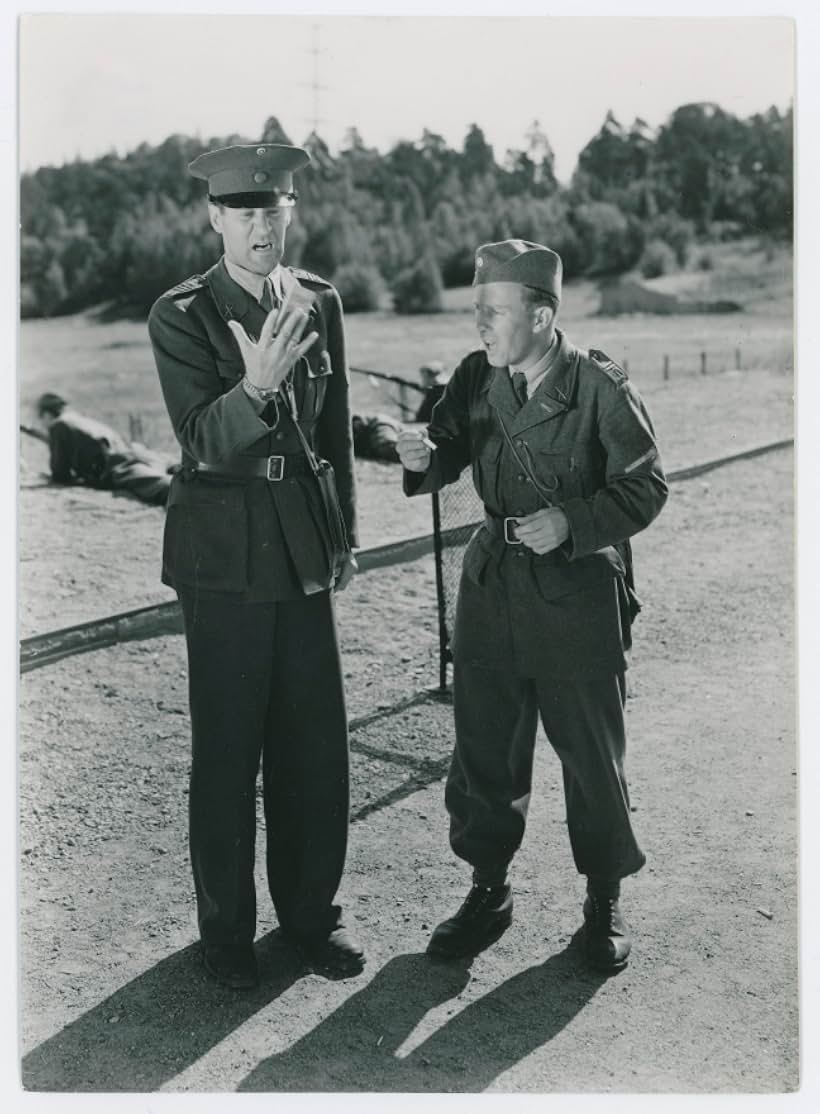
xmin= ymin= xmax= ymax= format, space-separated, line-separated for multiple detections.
xmin=148 ymin=258 xmax=356 ymax=952
xmin=405 ymin=329 xmax=668 ymax=881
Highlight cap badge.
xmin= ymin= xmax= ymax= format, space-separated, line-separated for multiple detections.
xmin=476 ymin=256 xmax=484 ymax=267
xmin=256 ymin=147 xmax=266 ymax=156
xmin=253 ymin=171 xmax=268 ymax=184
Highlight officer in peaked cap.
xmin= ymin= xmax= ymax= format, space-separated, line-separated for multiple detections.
xmin=398 ymin=238 xmax=668 ymax=972
xmin=148 ymin=142 xmax=364 ymax=989
xmin=187 ymin=142 xmax=311 ymax=195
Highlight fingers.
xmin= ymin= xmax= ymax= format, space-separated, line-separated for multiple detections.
xmin=258 ymin=306 xmax=280 ymax=347
xmin=226 ymin=319 xmax=251 ymax=351
xmin=397 ymin=429 xmax=435 ymax=452
xmin=397 ymin=436 xmax=432 ymax=472
xmin=274 ymin=305 xmax=311 ymax=348
xmin=293 ymin=331 xmax=319 ymax=359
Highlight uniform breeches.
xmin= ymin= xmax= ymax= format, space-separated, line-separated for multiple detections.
xmin=447 ymin=660 xmax=646 ymax=881
xmin=178 ymin=590 xmax=350 ymax=950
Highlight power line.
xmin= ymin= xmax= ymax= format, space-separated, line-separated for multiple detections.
xmin=299 ymin=22 xmax=329 ymax=136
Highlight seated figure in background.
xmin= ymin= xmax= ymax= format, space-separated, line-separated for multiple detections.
xmin=35 ymin=392 xmax=174 ymax=506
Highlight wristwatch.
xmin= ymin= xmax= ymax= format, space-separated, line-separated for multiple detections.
xmin=242 ymin=376 xmax=278 ymax=404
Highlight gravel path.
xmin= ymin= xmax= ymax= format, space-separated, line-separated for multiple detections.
xmin=18 ymin=441 xmax=797 ymax=1094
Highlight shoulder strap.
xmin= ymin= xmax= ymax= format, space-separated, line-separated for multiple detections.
xmin=279 ymin=384 xmax=321 ymax=475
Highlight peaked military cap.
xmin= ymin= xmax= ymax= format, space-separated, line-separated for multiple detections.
xmin=188 ymin=143 xmax=311 ymax=197
xmin=473 ymin=239 xmax=563 ymax=300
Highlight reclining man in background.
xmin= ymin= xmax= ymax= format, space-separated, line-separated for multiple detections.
xmin=351 ymin=412 xmax=402 ymax=463
xmin=36 ymin=391 xmax=174 ymax=506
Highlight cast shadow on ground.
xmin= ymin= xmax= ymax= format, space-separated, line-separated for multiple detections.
xmin=239 ymin=932 xmax=608 ymax=1093
xmin=21 ymin=930 xmax=304 ymax=1092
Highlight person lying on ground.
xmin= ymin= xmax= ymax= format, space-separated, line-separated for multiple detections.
xmin=35 ymin=392 xmax=175 ymax=507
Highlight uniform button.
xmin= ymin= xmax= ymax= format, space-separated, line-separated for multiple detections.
xmin=275 ymin=431 xmax=285 ymax=441
xmin=517 ymin=474 xmax=526 ymax=482
xmin=516 ymin=551 xmax=526 ymax=558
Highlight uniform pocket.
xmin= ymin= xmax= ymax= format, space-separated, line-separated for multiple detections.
xmin=307 ymin=349 xmax=333 ymax=379
xmin=533 ymin=448 xmax=575 ymax=499
xmin=163 ymin=480 xmax=248 ymax=592
xmin=472 ymin=434 xmax=503 ymax=497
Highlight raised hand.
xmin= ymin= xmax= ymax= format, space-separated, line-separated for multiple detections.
xmin=228 ymin=299 xmax=318 ymax=394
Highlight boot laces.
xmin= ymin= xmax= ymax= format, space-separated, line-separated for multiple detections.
xmin=458 ymin=884 xmax=500 ymax=920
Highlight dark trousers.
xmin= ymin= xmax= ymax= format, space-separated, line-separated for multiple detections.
xmin=178 ymin=589 xmax=350 ymax=952
xmin=446 ymin=661 xmax=646 ymax=883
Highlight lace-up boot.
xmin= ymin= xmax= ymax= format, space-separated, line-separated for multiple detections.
xmin=583 ymin=878 xmax=631 ymax=972
xmin=427 ymin=883 xmax=513 ymax=959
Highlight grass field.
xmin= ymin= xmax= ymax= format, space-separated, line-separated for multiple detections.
xmin=14 ymin=237 xmax=793 ymax=472
xmin=19 ymin=240 xmax=793 ymax=460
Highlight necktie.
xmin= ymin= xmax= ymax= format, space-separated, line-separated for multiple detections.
xmin=511 ymin=371 xmax=529 ymax=407
xmin=260 ymin=277 xmax=277 ymax=314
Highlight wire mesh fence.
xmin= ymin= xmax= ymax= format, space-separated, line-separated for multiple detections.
xmin=431 ymin=467 xmax=485 ymax=689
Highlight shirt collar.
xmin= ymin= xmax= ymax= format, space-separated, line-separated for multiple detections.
xmin=509 ymin=332 xmax=560 ymax=394
xmin=223 ymin=259 xmax=282 ymax=303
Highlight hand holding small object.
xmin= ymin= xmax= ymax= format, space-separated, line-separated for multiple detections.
xmin=514 ymin=507 xmax=570 ymax=554
xmin=397 ymin=429 xmax=435 ymax=472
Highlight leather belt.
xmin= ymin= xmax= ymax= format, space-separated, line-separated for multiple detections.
xmin=484 ymin=511 xmax=522 ymax=545
xmin=194 ymin=454 xmax=312 ymax=482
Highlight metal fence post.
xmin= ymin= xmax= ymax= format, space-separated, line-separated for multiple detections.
xmin=431 ymin=491 xmax=450 ymax=692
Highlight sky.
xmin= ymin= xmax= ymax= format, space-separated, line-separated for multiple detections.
xmin=17 ymin=8 xmax=795 ymax=183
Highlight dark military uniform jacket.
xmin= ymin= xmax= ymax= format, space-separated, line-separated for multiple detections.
xmin=148 ymin=259 xmax=357 ymax=600
xmin=405 ymin=329 xmax=668 ymax=677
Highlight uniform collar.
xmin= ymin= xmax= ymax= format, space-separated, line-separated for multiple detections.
xmin=223 ymin=258 xmax=283 ymax=303
xmin=509 ymin=331 xmax=559 ymax=392
xmin=207 ymin=259 xmax=317 ymax=334
xmin=485 ymin=329 xmax=579 ymax=431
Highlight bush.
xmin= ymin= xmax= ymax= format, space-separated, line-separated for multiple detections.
xmin=571 ymin=201 xmax=643 ymax=276
xmin=332 ymin=263 xmax=383 ymax=313
xmin=646 ymin=213 xmax=694 ymax=267
xmin=639 ymin=239 xmax=677 ymax=279
xmin=391 ymin=256 xmax=444 ymax=314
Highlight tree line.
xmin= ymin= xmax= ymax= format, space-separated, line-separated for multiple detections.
xmin=20 ymin=102 xmax=792 ymax=319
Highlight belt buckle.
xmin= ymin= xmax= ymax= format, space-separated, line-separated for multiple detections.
xmin=503 ymin=517 xmax=521 ymax=544
xmin=266 ymin=455 xmax=285 ymax=481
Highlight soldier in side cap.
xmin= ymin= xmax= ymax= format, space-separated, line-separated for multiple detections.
xmin=397 ymin=239 xmax=668 ymax=972
xmin=148 ymin=143 xmax=364 ymax=989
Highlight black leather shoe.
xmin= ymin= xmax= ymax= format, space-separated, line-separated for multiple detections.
xmin=202 ymin=944 xmax=259 ymax=990
xmin=294 ymin=926 xmax=365 ymax=978
xmin=583 ymin=890 xmax=632 ymax=972
xmin=427 ymin=883 xmax=513 ymax=959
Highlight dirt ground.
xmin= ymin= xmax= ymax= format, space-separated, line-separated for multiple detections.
xmin=15 ymin=366 xmax=798 ymax=1096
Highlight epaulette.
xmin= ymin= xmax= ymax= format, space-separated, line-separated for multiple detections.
xmin=587 ymin=348 xmax=628 ymax=385
xmin=288 ymin=266 xmax=333 ymax=289
xmin=166 ymin=274 xmax=207 ymax=300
